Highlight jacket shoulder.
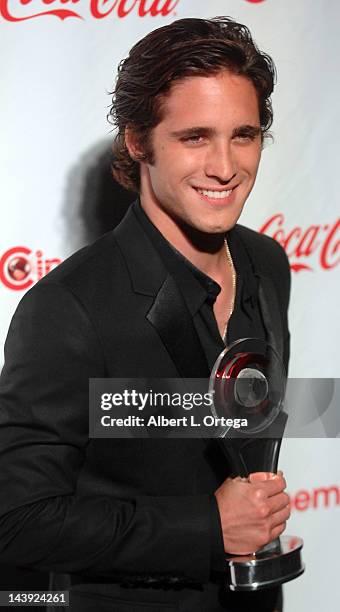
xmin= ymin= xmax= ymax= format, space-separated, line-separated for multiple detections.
xmin=11 ymin=231 xmax=125 ymax=325
xmin=38 ymin=231 xmax=120 ymax=287
xmin=233 ymin=224 xmax=291 ymax=311
xmin=233 ymin=224 xmax=290 ymax=275
xmin=234 ymin=225 xmax=289 ymax=267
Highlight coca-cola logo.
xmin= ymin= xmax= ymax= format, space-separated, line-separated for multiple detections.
xmin=259 ymin=214 xmax=340 ymax=272
xmin=0 ymin=0 xmax=179 ymax=21
xmin=0 ymin=246 xmax=61 ymax=291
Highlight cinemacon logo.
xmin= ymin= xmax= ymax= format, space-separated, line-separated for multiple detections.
xmin=0 ymin=247 xmax=61 ymax=291
xmin=0 ymin=0 xmax=264 ymax=22
xmin=289 ymin=484 xmax=340 ymax=512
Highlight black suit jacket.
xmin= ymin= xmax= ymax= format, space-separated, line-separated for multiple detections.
xmin=0 ymin=202 xmax=290 ymax=611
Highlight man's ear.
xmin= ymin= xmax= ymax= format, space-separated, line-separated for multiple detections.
xmin=125 ymin=126 xmax=147 ymax=162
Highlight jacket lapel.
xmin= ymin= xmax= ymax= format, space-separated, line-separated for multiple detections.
xmin=258 ymin=276 xmax=284 ymax=363
xmin=231 ymin=226 xmax=285 ymax=366
xmin=114 ymin=204 xmax=210 ymax=378
xmin=146 ymin=276 xmax=210 ymax=378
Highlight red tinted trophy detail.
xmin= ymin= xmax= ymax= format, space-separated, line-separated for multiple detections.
xmin=209 ymin=338 xmax=305 ymax=591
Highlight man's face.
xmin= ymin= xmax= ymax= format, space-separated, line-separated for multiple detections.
xmin=139 ymin=70 xmax=262 ymax=237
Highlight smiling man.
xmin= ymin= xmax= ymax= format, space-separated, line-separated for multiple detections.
xmin=0 ymin=17 xmax=291 ymax=612
xmin=136 ymin=73 xmax=261 ymax=235
xmin=125 ymin=69 xmax=264 ymax=340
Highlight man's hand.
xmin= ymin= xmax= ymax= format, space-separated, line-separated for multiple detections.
xmin=214 ymin=471 xmax=290 ymax=555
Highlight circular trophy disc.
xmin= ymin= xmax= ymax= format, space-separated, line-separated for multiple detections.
xmin=225 ymin=535 xmax=305 ymax=591
xmin=209 ymin=338 xmax=286 ymax=436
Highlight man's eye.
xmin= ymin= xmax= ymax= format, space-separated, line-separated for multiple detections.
xmin=182 ymin=135 xmax=204 ymax=144
xmin=234 ymin=133 xmax=257 ymax=142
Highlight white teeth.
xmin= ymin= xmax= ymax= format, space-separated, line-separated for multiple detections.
xmin=197 ymin=188 xmax=232 ymax=199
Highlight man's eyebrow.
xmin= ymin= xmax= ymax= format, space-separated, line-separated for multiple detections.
xmin=170 ymin=125 xmax=262 ymax=138
xmin=170 ymin=127 xmax=215 ymax=138
xmin=232 ymin=125 xmax=262 ymax=137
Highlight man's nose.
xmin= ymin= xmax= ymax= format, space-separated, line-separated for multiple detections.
xmin=205 ymin=141 xmax=236 ymax=183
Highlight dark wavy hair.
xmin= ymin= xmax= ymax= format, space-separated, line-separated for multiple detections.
xmin=108 ymin=16 xmax=276 ymax=192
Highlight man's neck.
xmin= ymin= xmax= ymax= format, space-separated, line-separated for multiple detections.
xmin=139 ymin=197 xmax=228 ymax=284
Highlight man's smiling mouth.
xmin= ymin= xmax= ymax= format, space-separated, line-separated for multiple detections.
xmin=196 ymin=187 xmax=233 ymax=199
xmin=193 ymin=186 xmax=238 ymax=201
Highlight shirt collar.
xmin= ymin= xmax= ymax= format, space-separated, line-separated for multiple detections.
xmin=133 ymin=199 xmax=258 ymax=317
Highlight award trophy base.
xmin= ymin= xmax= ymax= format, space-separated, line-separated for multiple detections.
xmin=225 ymin=535 xmax=304 ymax=591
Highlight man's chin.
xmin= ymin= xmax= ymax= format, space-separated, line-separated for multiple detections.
xmin=199 ymin=217 xmax=240 ymax=235
xmin=171 ymin=208 xmax=241 ymax=239
xmin=182 ymin=221 xmax=238 ymax=243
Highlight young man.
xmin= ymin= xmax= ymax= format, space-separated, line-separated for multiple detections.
xmin=0 ymin=17 xmax=291 ymax=611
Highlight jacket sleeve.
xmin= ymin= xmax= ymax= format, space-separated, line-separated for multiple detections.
xmin=0 ymin=282 xmax=212 ymax=583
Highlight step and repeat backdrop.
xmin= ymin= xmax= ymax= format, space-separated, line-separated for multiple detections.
xmin=1 ymin=1 xmax=339 ymax=610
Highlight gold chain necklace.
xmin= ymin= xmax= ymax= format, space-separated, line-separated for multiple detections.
xmin=222 ymin=237 xmax=237 ymax=341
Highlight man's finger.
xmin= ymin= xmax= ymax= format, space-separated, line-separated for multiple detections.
xmin=249 ymin=471 xmax=276 ymax=482
xmin=253 ymin=475 xmax=287 ymax=498
xmin=267 ymin=492 xmax=290 ymax=514
xmin=270 ymin=506 xmax=291 ymax=529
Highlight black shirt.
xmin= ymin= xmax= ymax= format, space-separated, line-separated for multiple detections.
xmin=134 ymin=201 xmax=267 ymax=370
xmin=134 ymin=202 xmax=267 ymax=573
